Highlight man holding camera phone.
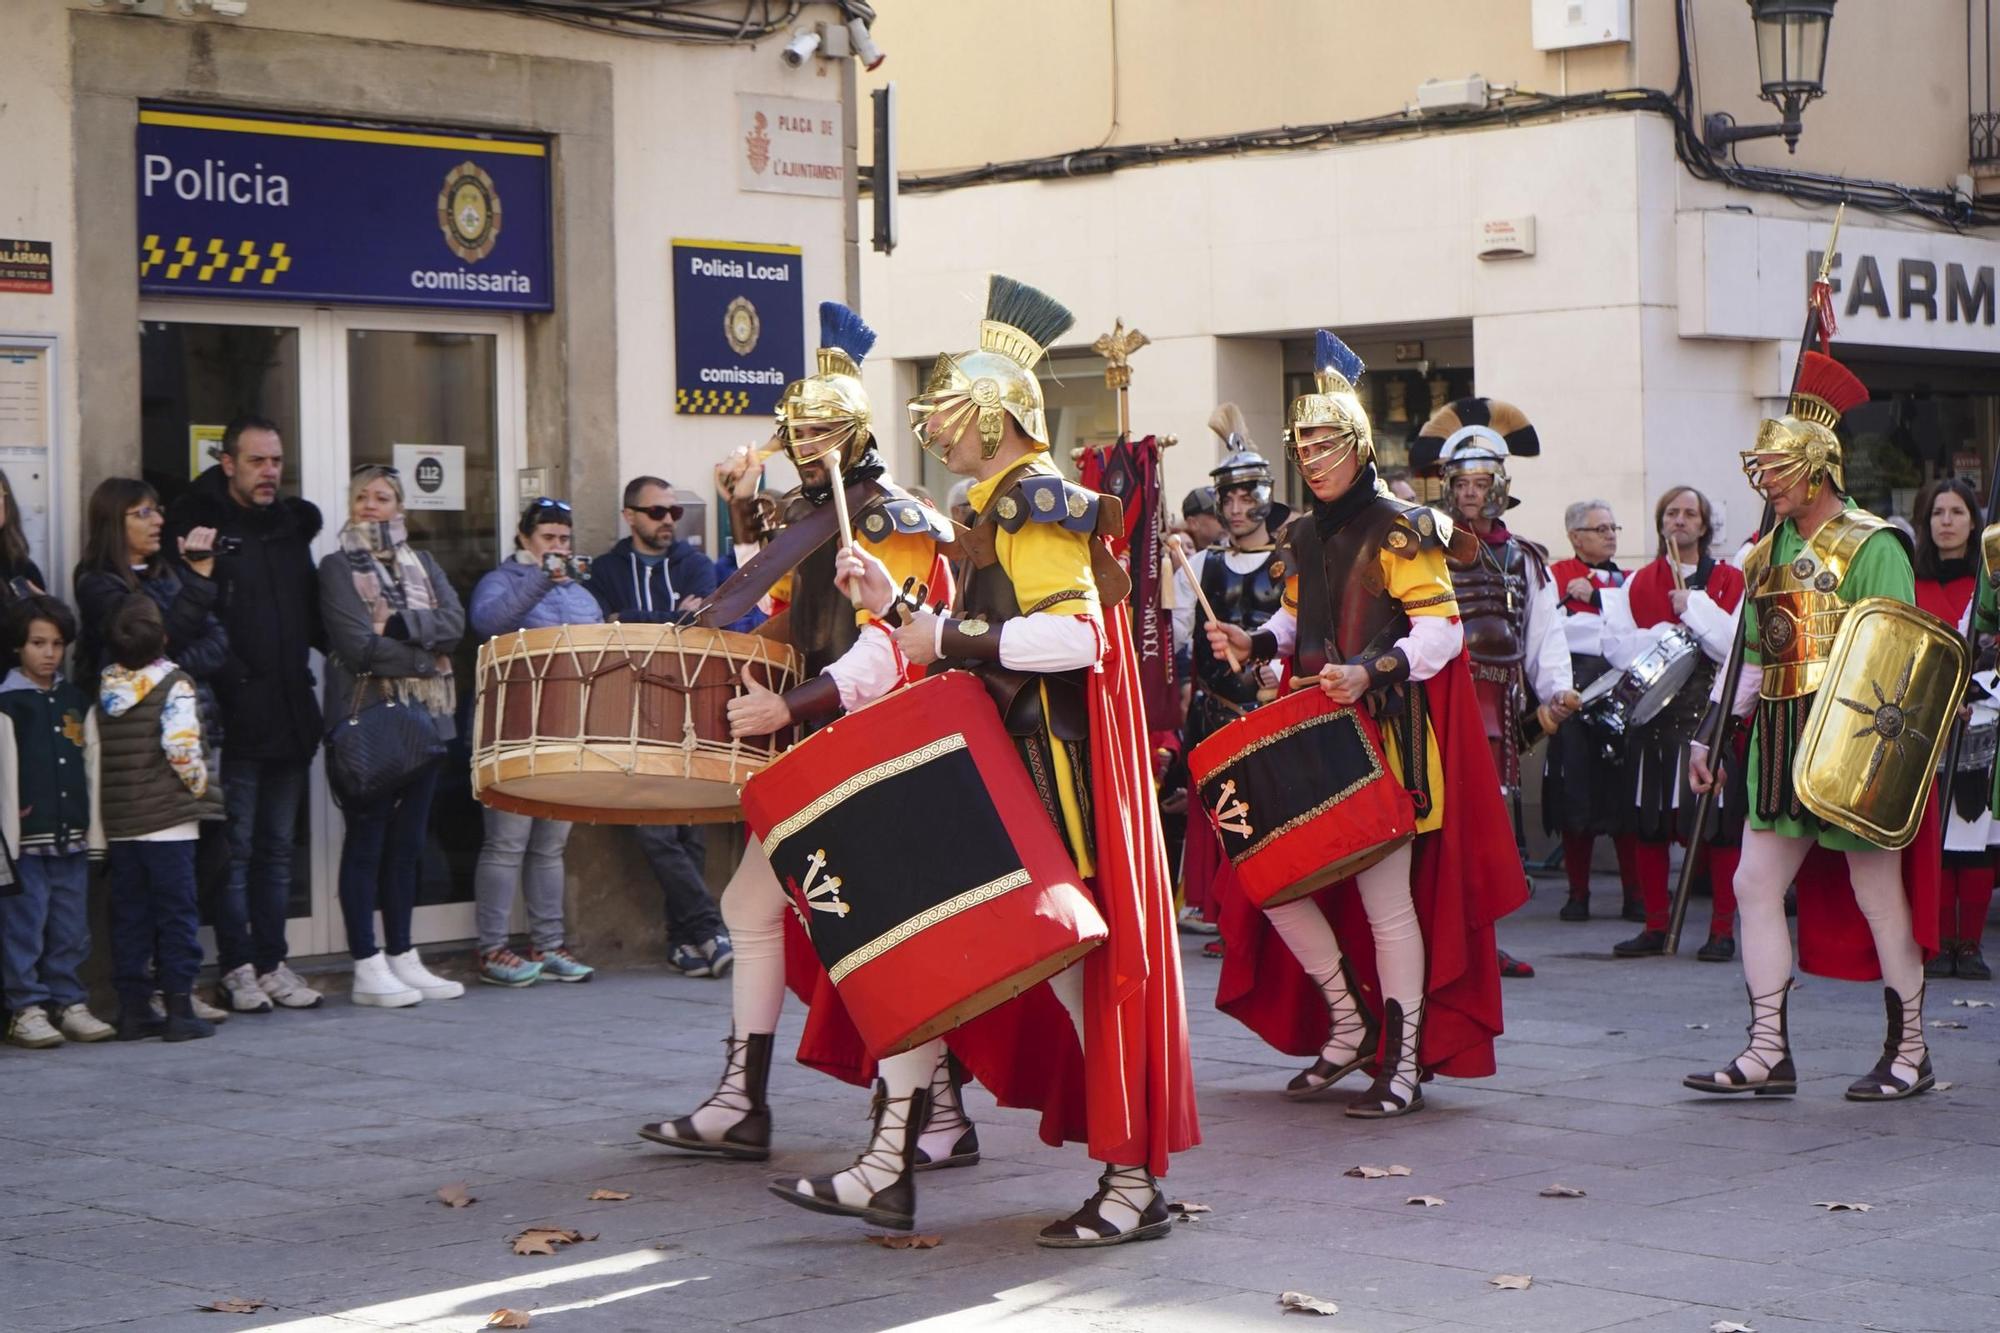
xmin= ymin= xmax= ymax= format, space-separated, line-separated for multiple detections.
xmin=166 ymin=415 xmax=328 ymax=1013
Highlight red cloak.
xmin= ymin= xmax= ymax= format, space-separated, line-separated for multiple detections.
xmin=1789 ymin=796 xmax=1945 ymax=980
xmin=784 ymin=604 xmax=1200 ymax=1175
xmin=1213 ymin=653 xmax=1528 ymax=1078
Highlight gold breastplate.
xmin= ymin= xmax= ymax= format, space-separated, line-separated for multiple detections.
xmin=1746 ymin=510 xmax=1892 ymax=701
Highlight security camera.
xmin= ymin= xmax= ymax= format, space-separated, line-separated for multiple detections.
xmin=847 ymin=18 xmax=885 ymax=70
xmin=780 ymin=27 xmax=822 ymax=67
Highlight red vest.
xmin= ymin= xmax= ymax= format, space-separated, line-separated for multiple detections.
xmin=1626 ymin=556 xmax=1744 ymax=629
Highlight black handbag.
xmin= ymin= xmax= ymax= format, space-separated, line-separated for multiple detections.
xmin=324 ymin=674 xmax=445 ymax=809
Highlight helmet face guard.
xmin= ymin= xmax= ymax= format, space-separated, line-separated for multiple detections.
xmin=1439 ymin=425 xmax=1512 ymax=520
xmin=909 ymin=345 xmax=1049 ymax=464
xmin=1741 ymin=416 xmax=1843 ymax=503
xmin=777 ymin=348 xmax=873 ymax=472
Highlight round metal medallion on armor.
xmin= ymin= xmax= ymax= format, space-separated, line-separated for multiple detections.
xmin=1762 ymin=609 xmax=1797 ymax=654
xmin=1268 ymin=558 xmax=1286 ymax=581
xmin=1416 ymin=511 xmax=1434 ymax=535
xmin=1066 ymin=490 xmax=1089 ymax=518
xmin=1814 ymin=569 xmax=1839 ymax=593
xmin=897 ymin=505 xmax=920 ymax=526
xmin=997 ymin=496 xmax=1019 ymax=521
xmin=1872 ymin=703 xmax=1906 ymax=740
xmin=436 ymin=161 xmax=502 ymax=263
xmin=959 ymin=617 xmax=991 ymax=636
xmin=1386 ymin=530 xmax=1409 ymax=550
xmin=1034 ymin=488 xmax=1056 ymax=513
xmin=865 ymin=512 xmax=886 ymax=534
xmin=1791 ymin=555 xmax=1817 ymax=580
xmin=971 ymin=378 xmax=1003 ymax=408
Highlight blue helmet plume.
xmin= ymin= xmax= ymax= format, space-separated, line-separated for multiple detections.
xmin=1315 ymin=329 xmax=1365 ymax=387
xmin=819 ymin=302 xmax=877 ymax=366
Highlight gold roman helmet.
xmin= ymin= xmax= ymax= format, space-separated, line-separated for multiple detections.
xmin=777 ymin=302 xmax=877 ymax=472
xmin=1286 ymin=330 xmax=1371 ymax=482
xmin=908 ymin=274 xmax=1076 ymax=462
xmin=1741 ymin=351 xmax=1869 ymax=504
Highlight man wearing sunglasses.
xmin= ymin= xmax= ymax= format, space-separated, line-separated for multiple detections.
xmin=589 ymin=478 xmax=729 ymax=979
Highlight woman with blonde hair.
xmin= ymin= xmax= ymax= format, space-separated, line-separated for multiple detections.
xmin=318 ymin=464 xmax=466 ymax=1008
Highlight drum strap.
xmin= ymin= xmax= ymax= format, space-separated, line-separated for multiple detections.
xmin=697 ymin=479 xmax=891 ymax=630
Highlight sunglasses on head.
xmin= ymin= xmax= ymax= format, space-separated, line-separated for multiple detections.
xmin=527 ymin=497 xmax=573 ymax=515
xmin=626 ymin=504 xmax=683 ymax=521
xmin=351 ymin=463 xmax=400 ymax=478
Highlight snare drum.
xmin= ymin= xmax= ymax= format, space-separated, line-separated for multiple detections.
xmin=1582 ymin=624 xmax=1702 ymax=735
xmin=472 ymin=623 xmax=799 ymax=824
xmin=1188 ymin=686 xmax=1417 ymax=907
xmin=739 ymin=671 xmax=1109 ymax=1058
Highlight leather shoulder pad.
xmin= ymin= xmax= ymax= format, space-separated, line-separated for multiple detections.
xmin=1381 ymin=503 xmax=1447 ymax=561
xmin=995 ymin=474 xmax=1100 ymax=534
xmin=857 ymin=488 xmax=953 ymax=545
xmin=781 ymin=486 xmax=814 ymax=524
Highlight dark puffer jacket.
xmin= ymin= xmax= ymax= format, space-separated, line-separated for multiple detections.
xmin=74 ymin=559 xmax=231 ymax=751
xmin=167 ymin=466 xmax=325 ymax=761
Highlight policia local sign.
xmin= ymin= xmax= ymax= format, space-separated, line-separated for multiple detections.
xmin=136 ymin=104 xmax=552 ymax=311
xmin=672 ymin=239 xmax=802 ymax=416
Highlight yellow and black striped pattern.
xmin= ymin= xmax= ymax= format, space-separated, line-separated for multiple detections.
xmin=676 ymin=388 xmax=751 ymax=415
xmin=140 ymin=235 xmax=293 ymax=286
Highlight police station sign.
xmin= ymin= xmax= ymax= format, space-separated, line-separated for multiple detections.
xmin=672 ymin=239 xmax=803 ymax=416
xmin=136 ymin=104 xmax=552 ymax=311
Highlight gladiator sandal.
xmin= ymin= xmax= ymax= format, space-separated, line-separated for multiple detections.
xmin=1683 ymin=983 xmax=1797 ymax=1096
xmin=1035 ymin=1164 xmax=1173 ymax=1249
xmin=637 ymin=1031 xmax=773 ymax=1160
xmin=1346 ymin=997 xmax=1426 ymax=1119
xmin=913 ymin=1050 xmax=981 ymax=1171
xmin=1284 ymin=958 xmax=1380 ymax=1101
xmin=1846 ymin=983 xmax=1935 ymax=1102
xmin=769 ymin=1083 xmax=930 ymax=1231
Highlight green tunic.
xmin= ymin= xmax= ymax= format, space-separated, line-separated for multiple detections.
xmin=1741 ymin=509 xmax=1915 ymax=850
xmin=1970 ymin=560 xmax=2000 ymax=818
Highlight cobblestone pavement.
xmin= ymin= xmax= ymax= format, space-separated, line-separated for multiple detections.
xmin=5 ymin=888 xmax=1999 ymax=1332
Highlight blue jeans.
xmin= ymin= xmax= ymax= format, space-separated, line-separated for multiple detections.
xmin=0 ymin=850 xmax=91 ymax=1011
xmin=337 ymin=760 xmax=440 ymax=960
xmin=216 ymin=755 xmax=308 ymax=975
xmin=107 ymin=839 xmax=203 ymax=1004
xmin=635 ymin=823 xmax=722 ymax=947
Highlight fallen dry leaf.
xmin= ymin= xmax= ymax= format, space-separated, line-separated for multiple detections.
xmin=1278 ymin=1290 xmax=1339 ymax=1315
xmin=1405 ymin=1195 xmax=1446 ymax=1207
xmin=1811 ymin=1201 xmax=1872 ymax=1213
xmin=1168 ymin=1200 xmax=1211 ymax=1214
xmin=1344 ymin=1165 xmax=1389 ymax=1179
xmin=1710 ymin=1321 xmax=1756 ymax=1333
xmin=1686 ymin=1023 xmax=1710 ymax=1030
xmin=1490 ymin=1273 xmax=1533 ymax=1291
xmin=587 ymin=1189 xmax=632 ymax=1202
xmin=1938 ymin=1081 xmax=1956 ymax=1092
xmin=864 ymin=1233 xmax=942 ymax=1249
xmin=198 ymin=1297 xmax=268 ymax=1314
xmin=1385 ymin=1165 xmax=1413 ymax=1177
xmin=1539 ymin=1184 xmax=1588 ymax=1198
xmin=434 ymin=1182 xmax=475 ymax=1209
xmin=1952 ymin=998 xmax=1994 ymax=1008
xmin=1929 ymin=1020 xmax=1970 ymax=1030
xmin=488 ymin=1312 xmax=532 ymax=1329
xmin=511 ymin=1226 xmax=596 ymax=1256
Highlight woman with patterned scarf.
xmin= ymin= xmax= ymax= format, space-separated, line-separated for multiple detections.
xmin=317 ymin=464 xmax=466 ymax=1009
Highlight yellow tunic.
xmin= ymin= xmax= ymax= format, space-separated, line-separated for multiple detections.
xmin=1282 ymin=543 xmax=1457 ymax=834
xmin=771 ymin=527 xmax=939 ymax=629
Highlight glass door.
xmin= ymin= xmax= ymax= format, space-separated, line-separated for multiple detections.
xmin=137 ymin=301 xmax=522 ymax=955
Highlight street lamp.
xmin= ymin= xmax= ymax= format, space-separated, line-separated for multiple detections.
xmin=1703 ymin=0 xmax=1838 ymax=155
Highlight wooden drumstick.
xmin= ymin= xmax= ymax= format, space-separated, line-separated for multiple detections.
xmin=822 ymin=447 xmax=862 ymax=608
xmin=1167 ymin=539 xmax=1244 ymax=672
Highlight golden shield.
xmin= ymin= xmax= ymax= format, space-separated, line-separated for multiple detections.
xmin=437 ymin=161 xmax=502 ymax=264
xmin=1795 ymin=598 xmax=1970 ymax=850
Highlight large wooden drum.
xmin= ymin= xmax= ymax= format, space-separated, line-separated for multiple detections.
xmin=472 ymin=623 xmax=800 ymax=824
xmin=739 ymin=671 xmax=1109 ymax=1057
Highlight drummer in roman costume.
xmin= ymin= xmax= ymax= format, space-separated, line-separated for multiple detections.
xmin=1542 ymin=498 xmax=1641 ymax=924
xmin=1687 ymin=351 xmax=1958 ymax=1102
xmin=1601 ymin=486 xmax=1747 ymax=961
xmin=824 ymin=274 xmax=1199 ymax=1246
xmin=1171 ymin=408 xmax=1287 ymax=929
xmin=638 ymin=303 xmax=971 ymax=1168
xmin=1203 ymin=331 xmax=1526 ymax=1117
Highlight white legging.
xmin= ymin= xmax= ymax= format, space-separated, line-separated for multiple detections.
xmin=1733 ymin=825 xmax=1923 ymax=1000
xmin=1261 ymin=843 xmax=1424 ymax=1007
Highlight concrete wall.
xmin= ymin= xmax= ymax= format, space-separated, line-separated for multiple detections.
xmin=863 ymin=1 xmax=1971 ymax=188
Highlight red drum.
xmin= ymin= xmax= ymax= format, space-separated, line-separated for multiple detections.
xmin=739 ymin=671 xmax=1109 ymax=1058
xmin=1188 ymin=685 xmax=1416 ymax=907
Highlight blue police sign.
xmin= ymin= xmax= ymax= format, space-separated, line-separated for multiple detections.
xmin=672 ymin=239 xmax=803 ymax=416
xmin=137 ymin=104 xmax=552 ymax=311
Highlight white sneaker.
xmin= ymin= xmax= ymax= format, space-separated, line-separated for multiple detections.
xmin=220 ymin=964 xmax=275 ymax=1014
xmin=386 ymin=950 xmax=465 ymax=1001
xmin=5 ymin=1005 xmax=64 ymax=1049
xmin=56 ymin=1003 xmax=116 ymax=1043
xmin=153 ymin=989 xmax=228 ymax=1024
xmin=258 ymin=962 xmax=324 ymax=1010
xmin=350 ymin=952 xmax=422 ymax=1008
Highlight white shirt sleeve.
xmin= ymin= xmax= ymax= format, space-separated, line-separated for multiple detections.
xmin=821 ymin=622 xmax=906 ymax=711
xmin=998 ymin=613 xmax=1104 ymax=673
xmin=1598 ymin=586 xmax=1640 ymax=670
xmin=1399 ymin=616 xmax=1463 ymax=683
xmin=1680 ymin=590 xmax=1737 ymax=665
xmin=1169 ymin=550 xmax=1201 ymax=656
xmin=1704 ymin=659 xmax=1763 ymax=722
xmin=1524 ymin=569 xmax=1573 ymax=699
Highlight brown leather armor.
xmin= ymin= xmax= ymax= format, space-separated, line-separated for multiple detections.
xmin=1285 ymin=499 xmax=1429 ymax=677
xmin=782 ymin=479 xmax=948 ymax=678
xmin=1452 ymin=539 xmax=1531 ymax=667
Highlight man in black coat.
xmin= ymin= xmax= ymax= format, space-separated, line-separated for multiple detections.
xmin=166 ymin=416 xmax=326 ymax=1014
